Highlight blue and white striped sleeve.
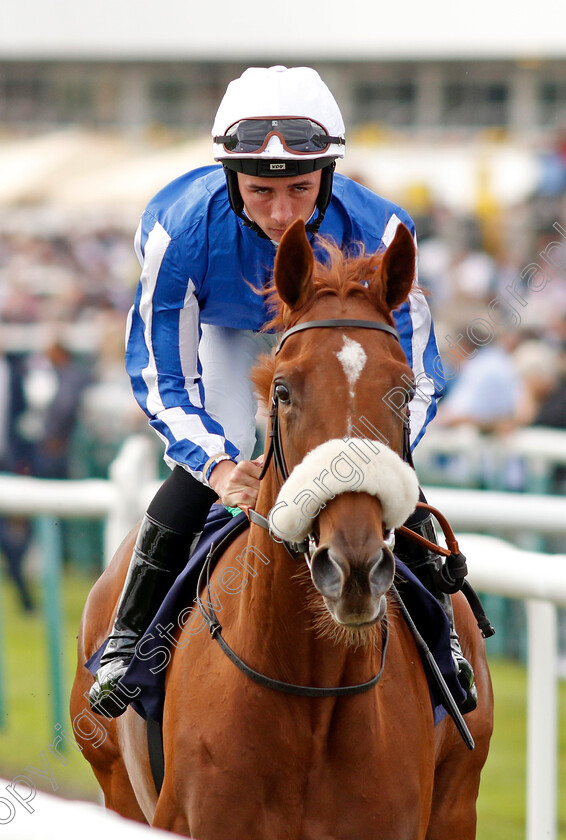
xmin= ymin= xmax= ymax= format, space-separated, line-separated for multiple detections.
xmin=125 ymin=215 xmax=238 ymax=482
xmin=395 ymin=290 xmax=444 ymax=449
xmin=382 ymin=211 xmax=444 ymax=450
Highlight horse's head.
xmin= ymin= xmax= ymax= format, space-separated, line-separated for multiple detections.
xmin=254 ymin=220 xmax=419 ymax=641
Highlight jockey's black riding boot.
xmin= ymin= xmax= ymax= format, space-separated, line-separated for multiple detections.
xmin=89 ymin=514 xmax=202 ymax=718
xmin=395 ymin=514 xmax=477 ymax=714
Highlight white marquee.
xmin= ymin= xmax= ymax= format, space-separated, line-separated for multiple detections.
xmin=2 ymin=0 xmax=566 ymax=62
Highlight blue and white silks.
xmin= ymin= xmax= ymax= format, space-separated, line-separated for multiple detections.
xmin=126 ymin=165 xmax=443 ymax=484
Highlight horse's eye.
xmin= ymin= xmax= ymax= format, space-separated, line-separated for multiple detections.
xmin=274 ymin=383 xmax=292 ymax=404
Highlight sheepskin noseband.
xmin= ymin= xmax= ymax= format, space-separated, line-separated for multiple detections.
xmin=268 ymin=438 xmax=419 ymax=543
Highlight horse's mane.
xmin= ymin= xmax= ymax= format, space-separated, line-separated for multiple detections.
xmin=266 ymin=238 xmax=393 ymax=332
xmin=253 ymin=238 xmax=393 ymax=403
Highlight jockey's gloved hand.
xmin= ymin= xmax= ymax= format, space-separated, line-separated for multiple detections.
xmin=209 ymin=457 xmax=264 ymax=509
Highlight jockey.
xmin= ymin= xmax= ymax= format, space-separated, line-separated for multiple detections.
xmin=89 ymin=65 xmax=476 ymax=718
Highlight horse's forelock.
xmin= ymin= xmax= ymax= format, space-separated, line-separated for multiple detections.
xmin=264 ymin=239 xmax=390 ymax=333
xmin=251 ymin=354 xmax=276 ymax=407
xmin=253 ymin=240 xmax=392 ymax=407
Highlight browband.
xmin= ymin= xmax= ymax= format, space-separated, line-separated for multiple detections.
xmin=275 ymin=318 xmax=400 ymax=355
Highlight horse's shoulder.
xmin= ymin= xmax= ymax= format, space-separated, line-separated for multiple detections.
xmin=214 ymin=521 xmax=253 ymax=566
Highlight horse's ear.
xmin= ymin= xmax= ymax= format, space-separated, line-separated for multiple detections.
xmin=274 ymin=220 xmax=314 ymax=309
xmin=381 ymin=224 xmax=416 ymax=311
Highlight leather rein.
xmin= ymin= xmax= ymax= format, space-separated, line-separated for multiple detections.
xmin=197 ymin=317 xmax=403 ymax=698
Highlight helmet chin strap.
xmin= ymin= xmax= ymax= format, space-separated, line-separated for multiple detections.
xmin=223 ymin=163 xmax=335 ymax=241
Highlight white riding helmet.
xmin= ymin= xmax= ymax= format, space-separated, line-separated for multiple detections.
xmin=213 ymin=65 xmax=345 ymax=170
xmin=212 ymin=66 xmax=346 ymax=235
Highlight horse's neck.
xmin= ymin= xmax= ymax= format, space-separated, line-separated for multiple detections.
xmin=243 ymin=472 xmax=294 ymax=595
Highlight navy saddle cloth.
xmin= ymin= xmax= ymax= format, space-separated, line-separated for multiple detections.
xmin=86 ymin=504 xmax=465 ymax=723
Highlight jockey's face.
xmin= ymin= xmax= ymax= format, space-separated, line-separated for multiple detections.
xmin=237 ymin=170 xmax=322 ymax=242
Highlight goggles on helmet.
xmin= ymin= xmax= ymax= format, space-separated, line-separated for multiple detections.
xmin=214 ymin=118 xmax=345 ymax=156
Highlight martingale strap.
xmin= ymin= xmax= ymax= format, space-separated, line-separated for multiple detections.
xmin=196 ymin=534 xmax=390 ymax=697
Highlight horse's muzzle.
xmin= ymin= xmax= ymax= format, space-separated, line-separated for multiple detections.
xmin=310 ymin=543 xmax=395 ymax=626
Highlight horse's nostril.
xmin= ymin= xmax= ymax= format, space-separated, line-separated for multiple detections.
xmin=311 ymin=547 xmax=346 ymax=600
xmin=368 ymin=547 xmax=395 ymax=597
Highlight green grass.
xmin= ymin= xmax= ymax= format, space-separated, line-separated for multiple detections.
xmin=0 ymin=568 xmax=565 ymax=837
xmin=0 ymin=566 xmax=101 ymax=801
xmin=477 ymin=658 xmax=566 ymax=840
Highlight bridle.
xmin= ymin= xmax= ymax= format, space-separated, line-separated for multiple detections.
xmin=198 ymin=314 xmax=489 ymax=746
xmin=198 ymin=316 xmax=402 ymax=698
xmin=259 ymin=317 xmax=402 ymax=488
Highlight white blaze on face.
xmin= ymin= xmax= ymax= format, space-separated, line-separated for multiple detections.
xmin=336 ymin=335 xmax=367 ymax=399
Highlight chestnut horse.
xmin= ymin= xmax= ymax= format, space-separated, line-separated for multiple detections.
xmin=71 ymin=220 xmax=493 ymax=839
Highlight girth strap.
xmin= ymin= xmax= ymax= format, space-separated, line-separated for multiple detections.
xmin=146 ymin=716 xmax=165 ymax=795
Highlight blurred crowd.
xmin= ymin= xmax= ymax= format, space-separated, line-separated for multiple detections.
xmin=0 ymin=224 xmax=148 ymax=608
xmin=417 ymin=211 xmax=566 ymax=435
xmin=1 ymin=169 xmax=566 ymax=608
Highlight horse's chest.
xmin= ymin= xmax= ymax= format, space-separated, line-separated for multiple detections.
xmin=185 ymin=766 xmax=427 ymax=840
xmin=178 ymin=709 xmax=432 ymax=840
